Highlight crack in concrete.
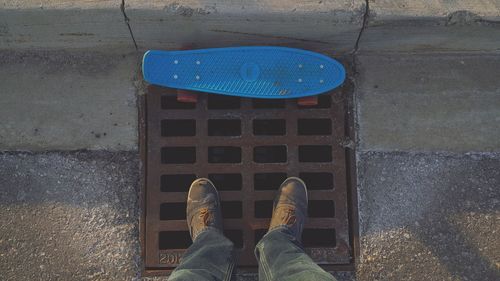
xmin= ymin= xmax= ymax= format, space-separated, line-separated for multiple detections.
xmin=120 ymin=0 xmax=138 ymax=51
xmin=349 ymin=0 xmax=370 ymax=184
xmin=352 ymin=0 xmax=369 ymax=55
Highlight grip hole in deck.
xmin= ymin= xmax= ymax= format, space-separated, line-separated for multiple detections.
xmin=299 ymin=172 xmax=334 ymax=190
xmin=208 ymin=147 xmax=242 ymax=163
xmin=162 ymin=119 xmax=196 ymax=137
xmin=253 ymin=119 xmax=286 ymax=135
xmin=297 ymin=119 xmax=332 ymax=135
xmin=159 ymin=231 xmax=192 ymax=249
xmin=254 ymin=146 xmax=287 ymax=163
xmin=160 ymin=202 xmax=186 ymax=220
xmin=161 ymin=147 xmax=196 ymax=164
xmin=208 ymin=119 xmax=241 ymax=136
xmin=254 ymin=173 xmax=288 ymax=190
xmin=298 ymin=145 xmax=332 ymax=162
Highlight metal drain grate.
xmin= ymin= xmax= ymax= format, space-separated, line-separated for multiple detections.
xmin=143 ymin=85 xmax=354 ymax=274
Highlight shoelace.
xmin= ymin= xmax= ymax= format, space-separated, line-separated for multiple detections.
xmin=199 ymin=208 xmax=214 ymax=226
xmin=280 ymin=207 xmax=297 ymax=226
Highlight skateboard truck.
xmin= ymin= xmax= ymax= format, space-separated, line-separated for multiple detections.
xmin=298 ymin=96 xmax=318 ymax=106
xmin=177 ymin=89 xmax=198 ymax=103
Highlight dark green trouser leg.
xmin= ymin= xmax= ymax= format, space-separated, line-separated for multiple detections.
xmin=255 ymin=227 xmax=336 ymax=281
xmin=168 ymin=228 xmax=235 ymax=281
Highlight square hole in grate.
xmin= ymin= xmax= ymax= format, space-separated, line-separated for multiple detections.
xmin=298 ymin=145 xmax=332 ymax=162
xmin=298 ymin=94 xmax=331 ymax=109
xmin=252 ymin=99 xmax=286 ymax=109
xmin=255 ymin=200 xmax=335 ymax=218
xmin=254 ymin=229 xmax=268 ymax=246
xmin=159 ymin=231 xmax=192 ymax=249
xmin=160 ymin=202 xmax=186 ymax=220
xmin=254 ymin=200 xmax=273 ymax=218
xmin=254 ymin=146 xmax=287 ymax=163
xmin=254 ymin=173 xmax=288 ymax=190
xmin=253 ymin=119 xmax=286 ymax=135
xmin=162 ymin=147 xmax=196 ymax=164
xmin=159 ymin=201 xmax=243 ymax=220
xmin=308 ymin=201 xmax=335 ymax=218
xmin=208 ymin=147 xmax=242 ymax=163
xmin=297 ymin=119 xmax=332 ymax=135
xmin=224 ymin=229 xmax=244 ymax=249
xmin=162 ymin=119 xmax=196 ymax=137
xmin=208 ymin=174 xmax=242 ymax=190
xmin=207 ymin=95 xmax=241 ymax=109
xmin=299 ymin=172 xmax=334 ymax=190
xmin=221 ymin=201 xmax=243 ymax=219
xmin=208 ymin=119 xmax=241 ymax=136
xmin=161 ymin=174 xmax=197 ymax=192
xmin=161 ymin=95 xmax=196 ymax=110
xmin=302 ymin=229 xmax=336 ymax=247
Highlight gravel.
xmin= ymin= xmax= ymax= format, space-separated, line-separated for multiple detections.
xmin=0 ymin=151 xmax=140 ymax=280
xmin=357 ymin=151 xmax=500 ymax=281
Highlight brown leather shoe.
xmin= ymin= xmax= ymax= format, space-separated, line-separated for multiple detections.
xmin=186 ymin=178 xmax=223 ymax=241
xmin=268 ymin=177 xmax=308 ymax=241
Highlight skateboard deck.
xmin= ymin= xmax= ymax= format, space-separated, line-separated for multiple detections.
xmin=142 ymin=46 xmax=345 ymax=99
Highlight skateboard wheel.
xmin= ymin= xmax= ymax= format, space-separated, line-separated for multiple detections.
xmin=298 ymin=96 xmax=318 ymax=106
xmin=177 ymin=90 xmax=198 ymax=103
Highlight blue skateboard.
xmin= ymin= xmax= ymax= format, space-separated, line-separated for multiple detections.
xmin=142 ymin=46 xmax=345 ymax=99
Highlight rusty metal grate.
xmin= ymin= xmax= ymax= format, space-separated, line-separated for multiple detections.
xmin=143 ymin=84 xmax=354 ymax=274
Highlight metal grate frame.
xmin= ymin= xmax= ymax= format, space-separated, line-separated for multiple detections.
xmin=140 ymin=81 xmax=357 ymax=275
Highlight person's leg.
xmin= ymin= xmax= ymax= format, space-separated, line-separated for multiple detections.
xmin=168 ymin=178 xmax=236 ymax=281
xmin=168 ymin=229 xmax=235 ymax=281
xmin=254 ymin=177 xmax=335 ymax=281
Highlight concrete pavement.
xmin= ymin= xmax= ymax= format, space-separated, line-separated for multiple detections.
xmin=356 ymin=53 xmax=500 ymax=153
xmin=0 ymin=50 xmax=139 ymax=151
xmin=357 ymin=152 xmax=500 ymax=280
xmin=0 ymin=152 xmax=140 ymax=280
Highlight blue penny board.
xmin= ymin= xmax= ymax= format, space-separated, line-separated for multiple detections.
xmin=142 ymin=46 xmax=345 ymax=99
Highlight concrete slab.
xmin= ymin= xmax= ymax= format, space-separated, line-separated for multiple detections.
xmin=357 ymin=151 xmax=500 ymax=281
xmin=369 ymin=0 xmax=500 ymax=20
xmin=0 ymin=1 xmax=134 ymax=50
xmin=360 ymin=1 xmax=500 ymax=52
xmin=125 ymin=0 xmax=366 ymax=53
xmin=0 ymin=151 xmax=139 ymax=280
xmin=356 ymin=53 xmax=500 ymax=153
xmin=0 ymin=50 xmax=139 ymax=151
xmin=2 ymin=0 xmax=500 ymax=53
